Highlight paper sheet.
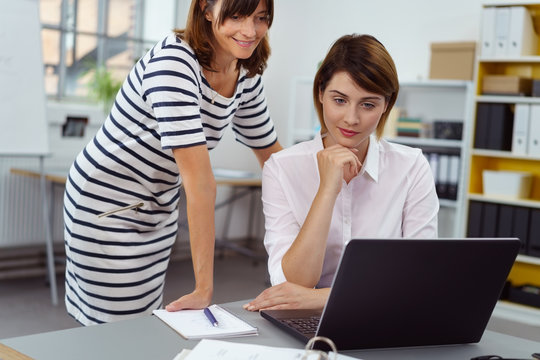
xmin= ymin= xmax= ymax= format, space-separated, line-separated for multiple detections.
xmin=153 ymin=304 xmax=258 ymax=339
xmin=179 ymin=339 xmax=360 ymax=360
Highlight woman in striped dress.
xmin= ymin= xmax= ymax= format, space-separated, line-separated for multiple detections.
xmin=63 ymin=0 xmax=282 ymax=326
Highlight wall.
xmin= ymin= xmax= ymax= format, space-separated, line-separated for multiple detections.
xmin=22 ymin=0 xmax=523 ymax=248
xmin=210 ymin=0 xmax=491 ymax=172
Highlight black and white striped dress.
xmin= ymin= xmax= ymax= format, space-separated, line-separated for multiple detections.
xmin=63 ymin=34 xmax=277 ymax=325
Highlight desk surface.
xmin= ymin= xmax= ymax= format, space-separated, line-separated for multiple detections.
xmin=2 ymin=300 xmax=540 ymax=360
xmin=10 ymin=167 xmax=68 ymax=184
xmin=10 ymin=167 xmax=261 ymax=187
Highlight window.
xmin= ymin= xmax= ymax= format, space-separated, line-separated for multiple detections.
xmin=40 ymin=0 xmax=179 ymax=101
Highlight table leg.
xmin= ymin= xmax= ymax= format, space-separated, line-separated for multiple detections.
xmin=40 ymin=157 xmax=58 ymax=305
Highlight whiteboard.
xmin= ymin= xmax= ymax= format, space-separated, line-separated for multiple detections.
xmin=0 ymin=0 xmax=49 ymax=155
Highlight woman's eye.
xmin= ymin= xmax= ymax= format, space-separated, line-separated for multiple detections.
xmin=334 ymin=98 xmax=346 ymax=104
xmin=362 ymin=103 xmax=375 ymax=109
xmin=230 ymin=15 xmax=240 ymax=20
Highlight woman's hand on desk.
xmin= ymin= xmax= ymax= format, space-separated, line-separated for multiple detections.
xmin=165 ymin=289 xmax=212 ymax=312
xmin=242 ymin=282 xmax=329 ymax=311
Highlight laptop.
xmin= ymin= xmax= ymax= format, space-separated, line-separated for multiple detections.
xmin=260 ymin=238 xmax=520 ymax=350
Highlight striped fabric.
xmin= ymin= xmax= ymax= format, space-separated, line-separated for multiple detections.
xmin=63 ymin=34 xmax=277 ymax=325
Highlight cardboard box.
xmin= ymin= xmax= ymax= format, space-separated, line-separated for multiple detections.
xmin=429 ymin=42 xmax=476 ymax=80
xmin=482 ymin=170 xmax=532 ymax=199
xmin=482 ymin=75 xmax=533 ymax=96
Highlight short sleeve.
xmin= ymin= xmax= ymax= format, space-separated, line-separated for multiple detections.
xmin=142 ymin=40 xmax=206 ymax=149
xmin=232 ymin=75 xmax=277 ymax=149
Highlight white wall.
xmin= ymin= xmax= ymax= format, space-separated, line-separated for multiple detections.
xmin=41 ymin=0 xmax=524 ymax=242
xmin=210 ymin=0 xmax=488 ymax=173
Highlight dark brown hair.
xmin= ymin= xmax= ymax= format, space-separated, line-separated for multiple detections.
xmin=175 ymin=0 xmax=273 ymax=77
xmin=313 ymin=34 xmax=399 ymax=139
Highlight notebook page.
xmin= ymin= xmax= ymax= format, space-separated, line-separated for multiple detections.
xmin=153 ymin=304 xmax=257 ymax=339
xmin=182 ymin=339 xmax=359 ymax=360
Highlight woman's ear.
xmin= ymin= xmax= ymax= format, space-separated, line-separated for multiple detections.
xmin=318 ymin=88 xmax=324 ymax=104
xmin=200 ymin=0 xmax=212 ymax=21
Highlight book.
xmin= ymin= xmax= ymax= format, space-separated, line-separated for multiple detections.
xmin=153 ymin=304 xmax=258 ymax=340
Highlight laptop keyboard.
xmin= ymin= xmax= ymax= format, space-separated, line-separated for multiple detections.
xmin=282 ymin=316 xmax=320 ymax=334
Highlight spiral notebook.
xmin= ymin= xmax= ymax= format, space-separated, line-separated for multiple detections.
xmin=153 ymin=304 xmax=257 ymax=339
xmin=261 ymin=237 xmax=520 ymax=350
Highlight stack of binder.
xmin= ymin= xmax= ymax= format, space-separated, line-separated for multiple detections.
xmin=475 ymin=102 xmax=540 ymax=156
xmin=467 ymin=200 xmax=540 ymax=257
xmin=426 ymin=152 xmax=461 ymax=200
xmin=481 ymin=6 xmax=538 ymax=58
xmin=474 ymin=103 xmax=514 ymax=151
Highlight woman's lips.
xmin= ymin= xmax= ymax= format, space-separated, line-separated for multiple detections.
xmin=339 ymin=128 xmax=358 ymax=137
xmin=234 ymin=39 xmax=255 ymax=48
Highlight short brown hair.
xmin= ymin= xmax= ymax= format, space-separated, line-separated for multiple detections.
xmin=175 ymin=0 xmax=273 ymax=78
xmin=313 ymin=34 xmax=399 ymax=139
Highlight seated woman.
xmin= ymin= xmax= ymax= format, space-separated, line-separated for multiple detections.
xmin=244 ymin=34 xmax=439 ymax=312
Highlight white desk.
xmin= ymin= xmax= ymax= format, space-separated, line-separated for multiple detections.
xmin=2 ymin=300 xmax=540 ymax=360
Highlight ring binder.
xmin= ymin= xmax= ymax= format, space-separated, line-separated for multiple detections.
xmin=302 ymin=336 xmax=338 ymax=360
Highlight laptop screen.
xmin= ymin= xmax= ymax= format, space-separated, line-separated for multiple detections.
xmin=261 ymin=238 xmax=520 ymax=350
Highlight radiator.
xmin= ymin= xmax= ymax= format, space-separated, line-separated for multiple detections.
xmin=0 ymin=156 xmax=64 ymax=248
xmin=0 ymin=156 xmax=262 ymax=254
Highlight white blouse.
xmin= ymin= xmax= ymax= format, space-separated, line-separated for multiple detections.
xmin=262 ymin=132 xmax=439 ymax=288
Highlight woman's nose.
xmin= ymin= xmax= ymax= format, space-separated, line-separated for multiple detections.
xmin=240 ymin=18 xmax=257 ymax=38
xmin=344 ymin=107 xmax=360 ymax=125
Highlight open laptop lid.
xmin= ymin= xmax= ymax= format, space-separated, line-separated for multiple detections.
xmin=261 ymin=238 xmax=520 ymax=350
xmin=316 ymin=238 xmax=520 ymax=350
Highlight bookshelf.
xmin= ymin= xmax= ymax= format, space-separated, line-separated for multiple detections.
xmin=465 ymin=1 xmax=540 ymax=315
xmin=388 ymin=80 xmax=474 ymax=237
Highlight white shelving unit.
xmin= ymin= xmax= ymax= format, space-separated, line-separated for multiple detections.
xmin=288 ymin=76 xmax=318 ymax=146
xmin=463 ymin=1 xmax=540 ymax=327
xmin=388 ymin=80 xmax=475 ymax=238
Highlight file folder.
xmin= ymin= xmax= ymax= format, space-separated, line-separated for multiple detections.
xmin=514 ymin=207 xmax=530 ymax=254
xmin=529 ymin=104 xmax=540 ymax=156
xmin=447 ymin=155 xmax=460 ymax=200
xmin=437 ymin=154 xmax=449 ymax=199
xmin=474 ymin=103 xmax=490 ymax=149
xmin=497 ymin=205 xmax=514 ymax=237
xmin=512 ymin=103 xmax=530 ymax=155
xmin=495 ymin=7 xmax=511 ymax=57
xmin=481 ymin=7 xmax=496 ymax=58
xmin=467 ymin=201 xmax=483 ymax=237
xmin=508 ymin=6 xmax=538 ymax=57
xmin=481 ymin=202 xmax=499 ymax=237
xmin=487 ymin=103 xmax=513 ymax=151
xmin=529 ymin=209 xmax=540 ymax=256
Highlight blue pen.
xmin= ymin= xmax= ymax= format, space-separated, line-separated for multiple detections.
xmin=204 ymin=307 xmax=218 ymax=327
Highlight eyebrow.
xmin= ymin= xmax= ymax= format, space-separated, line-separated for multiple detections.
xmin=328 ymin=90 xmax=384 ymax=101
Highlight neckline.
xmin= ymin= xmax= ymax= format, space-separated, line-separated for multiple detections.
xmin=201 ymin=68 xmax=244 ymax=103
